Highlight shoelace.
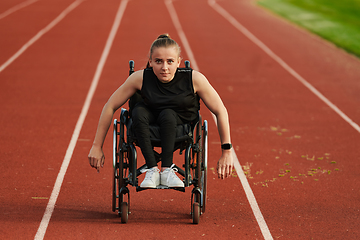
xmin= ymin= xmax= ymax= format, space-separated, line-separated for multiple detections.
xmin=168 ymin=170 xmax=179 ymax=180
xmin=166 ymin=166 xmax=179 ymax=180
xmin=142 ymin=168 xmax=159 ymax=180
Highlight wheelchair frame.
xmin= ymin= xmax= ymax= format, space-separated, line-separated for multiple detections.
xmin=112 ymin=60 xmax=208 ymax=224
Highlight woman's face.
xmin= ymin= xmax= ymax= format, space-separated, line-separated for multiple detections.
xmin=149 ymin=46 xmax=181 ymax=83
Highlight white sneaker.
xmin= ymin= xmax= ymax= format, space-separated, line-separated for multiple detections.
xmin=140 ymin=167 xmax=160 ymax=188
xmin=160 ymin=164 xmax=184 ymax=187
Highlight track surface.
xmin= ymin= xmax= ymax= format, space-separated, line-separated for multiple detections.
xmin=1 ymin=0 xmax=360 ymax=239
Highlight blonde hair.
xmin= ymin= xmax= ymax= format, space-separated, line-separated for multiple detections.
xmin=148 ymin=34 xmax=181 ymax=66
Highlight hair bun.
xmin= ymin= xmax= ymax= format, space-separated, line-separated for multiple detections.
xmin=157 ymin=34 xmax=171 ymax=39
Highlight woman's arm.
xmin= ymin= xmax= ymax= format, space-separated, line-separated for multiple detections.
xmin=88 ymin=70 xmax=143 ymax=172
xmin=193 ymin=71 xmax=234 ymax=179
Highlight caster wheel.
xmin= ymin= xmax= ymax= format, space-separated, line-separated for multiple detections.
xmin=120 ymin=202 xmax=128 ymax=223
xmin=192 ymin=202 xmax=200 ymax=224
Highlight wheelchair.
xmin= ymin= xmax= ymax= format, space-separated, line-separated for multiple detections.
xmin=112 ymin=60 xmax=208 ymax=224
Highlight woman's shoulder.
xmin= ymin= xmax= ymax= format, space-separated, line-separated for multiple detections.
xmin=192 ymin=70 xmax=208 ymax=84
xmin=129 ymin=69 xmax=144 ymax=80
xmin=125 ymin=69 xmax=144 ymax=90
xmin=192 ymin=70 xmax=210 ymax=93
xmin=133 ymin=69 xmax=144 ymax=76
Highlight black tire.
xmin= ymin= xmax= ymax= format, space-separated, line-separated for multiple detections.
xmin=192 ymin=202 xmax=200 ymax=224
xmin=200 ymin=120 xmax=208 ymax=213
xmin=190 ymin=117 xmax=202 ymax=191
xmin=112 ymin=167 xmax=117 ymax=212
xmin=112 ymin=119 xmax=119 ymax=212
xmin=120 ymin=202 xmax=128 ymax=223
xmin=119 ymin=121 xmax=125 ymax=187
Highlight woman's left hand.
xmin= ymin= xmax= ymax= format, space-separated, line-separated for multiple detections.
xmin=217 ymin=150 xmax=234 ymax=179
xmin=88 ymin=145 xmax=105 ymax=173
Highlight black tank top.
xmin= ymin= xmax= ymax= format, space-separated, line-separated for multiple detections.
xmin=141 ymin=68 xmax=200 ymax=122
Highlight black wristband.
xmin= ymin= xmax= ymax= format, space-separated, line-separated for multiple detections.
xmin=221 ymin=143 xmax=232 ymax=150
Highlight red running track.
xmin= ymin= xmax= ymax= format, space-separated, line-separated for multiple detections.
xmin=1 ymin=0 xmax=360 ymax=239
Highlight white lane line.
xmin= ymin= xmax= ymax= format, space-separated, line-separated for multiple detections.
xmin=209 ymin=115 xmax=273 ymax=240
xmin=232 ymin=150 xmax=273 ymax=240
xmin=165 ymin=0 xmax=199 ymax=71
xmin=33 ymin=0 xmax=129 ymax=239
xmin=166 ymin=1 xmax=273 ymax=239
xmin=0 ymin=0 xmax=39 ymax=20
xmin=208 ymin=0 xmax=360 ymax=134
xmin=0 ymin=0 xmax=85 ymax=74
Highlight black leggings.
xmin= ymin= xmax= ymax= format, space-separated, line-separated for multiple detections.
xmin=132 ymin=103 xmax=183 ymax=168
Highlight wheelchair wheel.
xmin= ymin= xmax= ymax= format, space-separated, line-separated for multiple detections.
xmin=112 ymin=166 xmax=117 ymax=212
xmin=120 ymin=202 xmax=128 ymax=223
xmin=193 ymin=116 xmax=203 ymax=186
xmin=112 ymin=119 xmax=119 ymax=212
xmin=113 ymin=117 xmax=130 ymax=218
xmin=118 ymin=117 xmax=131 ymax=211
xmin=118 ymin=118 xmax=126 ymax=188
xmin=192 ymin=202 xmax=200 ymax=224
xmin=200 ymin=120 xmax=208 ymax=213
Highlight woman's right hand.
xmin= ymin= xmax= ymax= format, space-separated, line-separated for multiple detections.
xmin=88 ymin=145 xmax=105 ymax=173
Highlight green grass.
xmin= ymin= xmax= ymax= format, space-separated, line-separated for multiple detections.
xmin=257 ymin=0 xmax=360 ymax=57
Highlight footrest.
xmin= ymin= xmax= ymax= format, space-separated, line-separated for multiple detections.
xmin=136 ymin=185 xmax=185 ymax=192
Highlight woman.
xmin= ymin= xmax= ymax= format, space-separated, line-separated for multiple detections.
xmin=88 ymin=34 xmax=234 ymax=188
